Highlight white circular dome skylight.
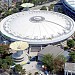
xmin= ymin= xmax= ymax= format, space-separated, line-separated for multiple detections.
xmin=0 ymin=11 xmax=74 ymax=44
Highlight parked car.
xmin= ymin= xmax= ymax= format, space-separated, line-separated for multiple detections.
xmin=27 ymin=61 xmax=30 ymax=64
xmin=30 ymin=56 xmax=38 ymax=61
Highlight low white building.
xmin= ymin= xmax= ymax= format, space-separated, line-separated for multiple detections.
xmin=64 ymin=63 xmax=75 ymax=75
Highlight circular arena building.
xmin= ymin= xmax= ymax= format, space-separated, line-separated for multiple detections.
xmin=0 ymin=11 xmax=74 ymax=46
xmin=62 ymin=0 xmax=75 ymax=20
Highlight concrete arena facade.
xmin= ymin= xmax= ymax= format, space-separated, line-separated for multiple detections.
xmin=0 ymin=11 xmax=75 ymax=45
xmin=62 ymin=0 xmax=75 ymax=20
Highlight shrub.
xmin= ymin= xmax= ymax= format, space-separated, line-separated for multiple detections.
xmin=29 ymin=72 xmax=32 ymax=75
xmin=40 ymin=6 xmax=47 ymax=10
xmin=49 ymin=4 xmax=54 ymax=11
xmin=69 ymin=52 xmax=75 ymax=62
xmin=12 ymin=7 xmax=19 ymax=13
xmin=34 ymin=72 xmax=38 ymax=75
xmin=16 ymin=2 xmax=22 ymax=8
xmin=58 ymin=7 xmax=63 ymax=13
xmin=67 ymin=39 xmax=75 ymax=48
xmin=64 ymin=46 xmax=68 ymax=50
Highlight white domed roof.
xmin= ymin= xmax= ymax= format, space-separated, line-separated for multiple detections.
xmin=0 ymin=11 xmax=74 ymax=44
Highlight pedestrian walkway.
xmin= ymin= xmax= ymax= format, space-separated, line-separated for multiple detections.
xmin=23 ymin=61 xmax=45 ymax=75
xmin=30 ymin=0 xmax=59 ymax=10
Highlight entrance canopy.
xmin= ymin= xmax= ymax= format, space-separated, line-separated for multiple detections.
xmin=0 ymin=11 xmax=74 ymax=44
xmin=10 ymin=41 xmax=29 ymax=51
xmin=20 ymin=3 xmax=34 ymax=8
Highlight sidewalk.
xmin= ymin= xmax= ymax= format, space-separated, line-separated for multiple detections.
xmin=30 ymin=0 xmax=59 ymax=10
xmin=23 ymin=61 xmax=45 ymax=75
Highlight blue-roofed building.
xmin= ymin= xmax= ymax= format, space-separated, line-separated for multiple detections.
xmin=62 ymin=0 xmax=75 ymax=20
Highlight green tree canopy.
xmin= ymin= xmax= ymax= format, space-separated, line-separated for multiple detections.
xmin=42 ymin=54 xmax=53 ymax=71
xmin=14 ymin=64 xmax=26 ymax=75
xmin=0 ymin=58 xmax=3 ymax=68
xmin=0 ymin=44 xmax=9 ymax=57
xmin=40 ymin=6 xmax=47 ymax=10
xmin=14 ymin=64 xmax=22 ymax=72
xmin=28 ymin=72 xmax=32 ymax=75
xmin=49 ymin=4 xmax=54 ymax=11
xmin=1 ymin=63 xmax=9 ymax=70
xmin=53 ymin=55 xmax=66 ymax=73
xmin=42 ymin=54 xmax=66 ymax=73
xmin=69 ymin=52 xmax=75 ymax=62
xmin=5 ymin=56 xmax=14 ymax=65
xmin=67 ymin=39 xmax=75 ymax=48
xmin=20 ymin=69 xmax=26 ymax=75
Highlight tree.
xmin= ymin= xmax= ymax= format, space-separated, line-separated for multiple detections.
xmin=31 ymin=0 xmax=37 ymax=6
xmin=14 ymin=64 xmax=22 ymax=72
xmin=1 ymin=63 xmax=9 ymax=71
xmin=49 ymin=4 xmax=54 ymax=11
xmin=42 ymin=54 xmax=66 ymax=74
xmin=69 ymin=52 xmax=75 ymax=62
xmin=0 ymin=56 xmax=14 ymax=73
xmin=28 ymin=72 xmax=32 ymax=75
xmin=0 ymin=45 xmax=9 ymax=58
xmin=58 ymin=7 xmax=63 ymax=13
xmin=53 ymin=55 xmax=66 ymax=73
xmin=0 ymin=45 xmax=14 ymax=72
xmin=14 ymin=64 xmax=26 ymax=75
xmin=0 ymin=58 xmax=2 ymax=68
xmin=5 ymin=56 xmax=14 ymax=65
xmin=67 ymin=39 xmax=75 ymax=48
xmin=12 ymin=7 xmax=19 ymax=13
xmin=40 ymin=6 xmax=47 ymax=10
xmin=20 ymin=69 xmax=26 ymax=75
xmin=16 ymin=2 xmax=22 ymax=8
xmin=22 ymin=0 xmax=26 ymax=3
xmin=34 ymin=72 xmax=39 ymax=75
xmin=42 ymin=54 xmax=53 ymax=71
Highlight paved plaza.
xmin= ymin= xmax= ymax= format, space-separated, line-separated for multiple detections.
xmin=23 ymin=61 xmax=45 ymax=75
